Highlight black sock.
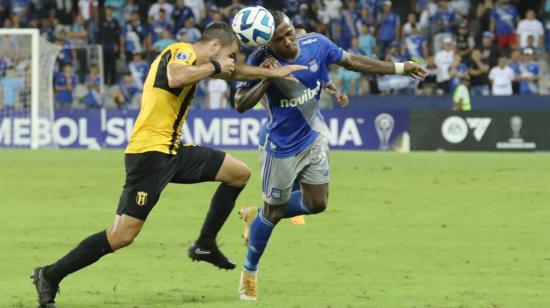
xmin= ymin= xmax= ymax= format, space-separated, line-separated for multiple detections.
xmin=44 ymin=230 xmax=113 ymax=285
xmin=197 ymin=183 xmax=244 ymax=248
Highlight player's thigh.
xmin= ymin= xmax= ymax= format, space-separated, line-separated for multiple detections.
xmin=260 ymin=148 xmax=301 ymax=206
xmin=299 ymin=136 xmax=330 ymax=211
xmin=117 ymin=152 xmax=175 ymax=221
xmin=170 ymin=145 xmax=227 ymax=184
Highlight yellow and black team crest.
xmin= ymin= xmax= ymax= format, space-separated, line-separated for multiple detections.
xmin=136 ymin=191 xmax=148 ymax=206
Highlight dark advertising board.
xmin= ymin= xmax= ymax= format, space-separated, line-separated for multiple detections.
xmin=410 ymin=111 xmax=550 ymax=151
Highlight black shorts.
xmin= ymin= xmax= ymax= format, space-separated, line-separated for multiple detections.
xmin=116 ymin=145 xmax=226 ymax=220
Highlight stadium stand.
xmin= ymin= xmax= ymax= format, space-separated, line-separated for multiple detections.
xmin=0 ymin=0 xmax=548 ymax=110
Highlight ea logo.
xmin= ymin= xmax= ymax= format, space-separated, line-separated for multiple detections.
xmin=441 ymin=116 xmax=468 ymax=143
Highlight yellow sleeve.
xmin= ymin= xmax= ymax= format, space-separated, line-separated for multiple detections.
xmin=169 ymin=43 xmax=197 ymax=66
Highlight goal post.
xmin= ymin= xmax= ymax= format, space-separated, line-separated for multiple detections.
xmin=0 ymin=28 xmax=61 ymax=149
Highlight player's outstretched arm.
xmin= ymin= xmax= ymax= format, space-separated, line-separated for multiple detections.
xmin=219 ymin=63 xmax=307 ymax=81
xmin=338 ymin=52 xmax=428 ymax=79
xmin=167 ymin=58 xmax=235 ymax=88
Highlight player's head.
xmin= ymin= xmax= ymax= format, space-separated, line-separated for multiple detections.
xmin=267 ymin=10 xmax=299 ymax=60
xmin=199 ymin=22 xmax=239 ymax=62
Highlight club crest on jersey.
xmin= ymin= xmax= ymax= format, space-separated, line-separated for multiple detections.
xmin=175 ymin=51 xmax=189 ymax=62
xmin=309 ymin=60 xmax=318 ymax=72
xmin=271 ymin=188 xmax=282 ymax=199
xmin=136 ymin=191 xmax=148 ymax=206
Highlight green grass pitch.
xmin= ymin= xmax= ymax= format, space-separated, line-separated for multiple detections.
xmin=1 ymin=150 xmax=549 ymax=307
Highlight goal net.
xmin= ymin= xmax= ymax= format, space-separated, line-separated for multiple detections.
xmin=0 ymin=29 xmax=62 ymax=148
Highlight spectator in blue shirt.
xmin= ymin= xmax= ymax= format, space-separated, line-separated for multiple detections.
xmin=151 ymin=9 xmax=173 ymax=43
xmin=121 ymin=11 xmax=151 ymax=61
xmin=292 ymin=4 xmax=313 ymax=33
xmin=10 ymin=0 xmax=29 ymax=17
xmin=56 ymin=31 xmax=76 ymax=66
xmin=176 ymin=17 xmax=201 ymax=43
xmin=359 ymin=24 xmax=376 ymax=57
xmin=518 ymin=48 xmax=540 ymax=95
xmin=128 ymin=52 xmax=149 ymax=89
xmin=55 ymin=64 xmax=78 ymax=108
xmin=114 ymin=72 xmax=140 ymax=109
xmin=508 ymin=49 xmax=521 ymax=94
xmin=339 ymin=0 xmax=361 ymax=51
xmin=403 ymin=24 xmax=428 ymax=62
xmin=0 ymin=67 xmax=23 ymax=110
xmin=85 ymin=64 xmax=102 ymax=108
xmin=377 ymin=0 xmax=400 ymax=57
xmin=431 ymin=0 xmax=457 ymax=53
xmin=153 ymin=29 xmax=177 ymax=51
xmin=172 ymin=0 xmax=195 ymax=32
xmin=490 ymin=0 xmax=519 ymax=49
xmin=448 ymin=54 xmax=469 ymax=92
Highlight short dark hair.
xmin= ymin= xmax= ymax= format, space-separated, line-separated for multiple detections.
xmin=200 ymin=22 xmax=238 ymax=46
xmin=269 ymin=10 xmax=287 ymax=29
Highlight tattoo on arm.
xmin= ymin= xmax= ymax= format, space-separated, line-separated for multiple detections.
xmin=339 ymin=52 xmax=396 ymax=75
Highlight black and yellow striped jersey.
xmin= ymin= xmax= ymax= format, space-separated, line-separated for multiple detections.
xmin=126 ymin=43 xmax=197 ymax=155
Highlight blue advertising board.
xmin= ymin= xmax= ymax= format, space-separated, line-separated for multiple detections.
xmin=0 ymin=109 xmax=409 ymax=150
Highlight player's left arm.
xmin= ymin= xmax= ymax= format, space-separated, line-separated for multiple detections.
xmin=214 ymin=63 xmax=307 ymax=82
xmin=324 ymin=82 xmax=349 ymax=108
xmin=338 ymin=52 xmax=428 ymax=79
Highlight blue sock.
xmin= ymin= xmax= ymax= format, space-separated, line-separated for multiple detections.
xmin=291 ymin=180 xmax=300 ymax=192
xmin=283 ymin=191 xmax=311 ymax=218
xmin=245 ymin=208 xmax=275 ymax=271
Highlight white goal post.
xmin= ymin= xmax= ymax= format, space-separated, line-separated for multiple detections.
xmin=0 ymin=28 xmax=62 ymax=149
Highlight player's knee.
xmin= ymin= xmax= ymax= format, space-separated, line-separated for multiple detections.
xmin=262 ymin=204 xmax=285 ymax=223
xmin=230 ymin=163 xmax=251 ymax=188
xmin=107 ymin=229 xmax=138 ymax=250
xmin=308 ymin=199 xmax=328 ymax=214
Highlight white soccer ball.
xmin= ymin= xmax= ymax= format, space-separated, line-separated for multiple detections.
xmin=232 ymin=6 xmax=275 ymax=47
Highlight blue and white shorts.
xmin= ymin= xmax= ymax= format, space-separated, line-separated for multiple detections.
xmin=259 ymin=134 xmax=330 ymax=205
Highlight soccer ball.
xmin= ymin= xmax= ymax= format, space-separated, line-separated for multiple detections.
xmin=232 ymin=6 xmax=275 ymax=47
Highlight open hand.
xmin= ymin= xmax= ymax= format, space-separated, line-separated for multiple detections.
xmin=404 ymin=61 xmax=428 ymax=79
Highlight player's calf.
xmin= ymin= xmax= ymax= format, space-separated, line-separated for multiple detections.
xmin=301 ymin=183 xmax=329 ymax=214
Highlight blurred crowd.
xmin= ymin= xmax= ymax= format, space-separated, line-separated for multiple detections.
xmin=0 ymin=0 xmax=549 ymax=110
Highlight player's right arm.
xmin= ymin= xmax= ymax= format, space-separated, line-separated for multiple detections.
xmin=234 ymin=79 xmax=271 ymax=113
xmin=167 ymin=57 xmax=235 ymax=88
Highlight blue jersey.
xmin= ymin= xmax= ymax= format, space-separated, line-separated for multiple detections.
xmin=128 ymin=61 xmax=149 ymax=84
xmin=0 ymin=77 xmax=23 ymax=106
xmin=491 ymin=5 xmax=518 ymax=35
xmin=85 ymin=75 xmax=102 ymax=107
xmin=404 ymin=34 xmax=427 ymax=59
xmin=378 ymin=12 xmax=400 ymax=42
xmin=519 ymin=61 xmax=540 ymax=94
xmin=55 ymin=72 xmax=77 ymax=104
xmin=449 ymin=63 xmax=468 ymax=92
xmin=237 ymin=33 xmax=344 ymax=158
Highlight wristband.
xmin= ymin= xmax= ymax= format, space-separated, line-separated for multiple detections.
xmin=211 ymin=61 xmax=221 ymax=74
xmin=394 ymin=62 xmax=405 ymax=75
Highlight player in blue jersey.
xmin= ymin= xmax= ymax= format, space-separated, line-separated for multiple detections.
xmin=233 ymin=10 xmax=427 ymax=301
xmin=238 ymin=25 xmax=349 ymax=239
